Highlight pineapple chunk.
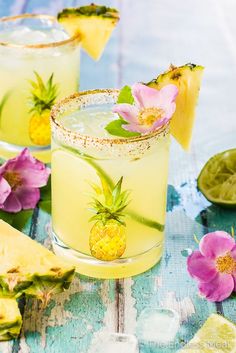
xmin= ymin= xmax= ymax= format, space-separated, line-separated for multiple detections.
xmin=57 ymin=4 xmax=119 ymax=60
xmin=0 ymin=220 xmax=75 ymax=306
xmin=147 ymin=63 xmax=204 ymax=150
xmin=0 ymin=298 xmax=22 ymax=341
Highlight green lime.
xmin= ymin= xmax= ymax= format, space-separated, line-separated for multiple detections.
xmin=179 ymin=313 xmax=236 ymax=352
xmin=197 ymin=148 xmax=236 ymax=208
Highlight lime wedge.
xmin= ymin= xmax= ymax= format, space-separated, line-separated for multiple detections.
xmin=197 ymin=148 xmax=236 ymax=208
xmin=179 ymin=314 xmax=236 ymax=352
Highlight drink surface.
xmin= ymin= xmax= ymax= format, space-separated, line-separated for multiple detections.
xmin=0 ymin=24 xmax=69 ymax=45
xmin=0 ymin=18 xmax=80 ymax=161
xmin=52 ymin=103 xmax=170 ymax=278
xmin=60 ymin=104 xmax=120 ymax=138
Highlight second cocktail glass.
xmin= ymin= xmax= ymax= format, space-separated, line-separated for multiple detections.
xmin=0 ymin=14 xmax=80 ymax=162
xmin=51 ymin=89 xmax=170 ymax=278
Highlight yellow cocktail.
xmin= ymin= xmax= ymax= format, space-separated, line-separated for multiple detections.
xmin=51 ymin=90 xmax=170 ymax=278
xmin=0 ymin=14 xmax=80 ymax=162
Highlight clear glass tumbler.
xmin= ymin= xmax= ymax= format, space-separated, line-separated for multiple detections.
xmin=0 ymin=14 xmax=80 ymax=162
xmin=51 ymin=89 xmax=170 ymax=278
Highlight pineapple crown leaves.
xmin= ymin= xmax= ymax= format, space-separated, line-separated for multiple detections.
xmin=88 ymin=176 xmax=131 ymax=225
xmin=28 ymin=71 xmax=59 ymax=115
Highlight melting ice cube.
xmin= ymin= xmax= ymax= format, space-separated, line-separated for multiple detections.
xmin=88 ymin=332 xmax=139 ymax=353
xmin=136 ymin=308 xmax=180 ymax=344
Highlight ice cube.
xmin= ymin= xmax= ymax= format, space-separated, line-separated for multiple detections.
xmin=51 ymin=28 xmax=69 ymax=42
xmin=136 ymin=308 xmax=180 ymax=344
xmin=8 ymin=26 xmax=31 ymax=44
xmin=23 ymin=30 xmax=48 ymax=44
xmin=88 ymin=332 xmax=139 ymax=353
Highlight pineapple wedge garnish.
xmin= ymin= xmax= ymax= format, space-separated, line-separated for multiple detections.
xmin=0 ymin=220 xmax=75 ymax=306
xmin=0 ymin=298 xmax=22 ymax=341
xmin=147 ymin=63 xmax=204 ymax=150
xmin=57 ymin=4 xmax=119 ymax=60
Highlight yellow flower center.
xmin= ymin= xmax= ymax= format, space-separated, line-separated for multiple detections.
xmin=138 ymin=107 xmax=164 ymax=126
xmin=4 ymin=171 xmax=22 ymax=190
xmin=216 ymin=253 xmax=236 ymax=274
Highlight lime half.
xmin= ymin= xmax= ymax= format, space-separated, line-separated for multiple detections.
xmin=197 ymin=148 xmax=236 ymax=208
xmin=179 ymin=313 xmax=236 ymax=352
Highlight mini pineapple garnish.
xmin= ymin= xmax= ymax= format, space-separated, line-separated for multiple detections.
xmin=28 ymin=71 xmax=58 ymax=146
xmin=89 ymin=177 xmax=130 ymax=261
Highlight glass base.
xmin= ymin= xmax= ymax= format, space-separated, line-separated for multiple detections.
xmin=0 ymin=140 xmax=51 ymax=163
xmin=51 ymin=230 xmax=164 ymax=279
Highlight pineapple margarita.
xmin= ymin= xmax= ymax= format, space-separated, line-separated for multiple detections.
xmin=51 ymin=64 xmax=203 ymax=278
xmin=0 ymin=5 xmax=119 ymax=162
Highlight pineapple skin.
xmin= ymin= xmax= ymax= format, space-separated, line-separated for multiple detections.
xmin=29 ymin=110 xmax=51 ymax=146
xmin=89 ymin=219 xmax=126 ymax=261
xmin=0 ymin=220 xmax=75 ymax=305
xmin=0 ymin=298 xmax=22 ymax=341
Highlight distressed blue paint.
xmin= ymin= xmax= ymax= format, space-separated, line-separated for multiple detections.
xmin=167 ymin=185 xmax=181 ymax=212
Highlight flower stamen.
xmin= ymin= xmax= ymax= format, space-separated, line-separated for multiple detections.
xmin=216 ymin=253 xmax=236 ymax=274
xmin=4 ymin=171 xmax=22 ymax=190
xmin=138 ymin=107 xmax=164 ymax=126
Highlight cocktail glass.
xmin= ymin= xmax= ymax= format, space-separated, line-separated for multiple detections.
xmin=0 ymin=14 xmax=80 ymax=162
xmin=51 ymin=89 xmax=170 ymax=278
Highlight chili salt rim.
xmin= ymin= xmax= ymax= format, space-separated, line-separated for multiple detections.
xmin=0 ymin=14 xmax=81 ymax=49
xmin=50 ymin=89 xmax=170 ymax=158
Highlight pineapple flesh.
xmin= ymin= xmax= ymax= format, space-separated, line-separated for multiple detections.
xmin=0 ymin=220 xmax=75 ymax=306
xmin=28 ymin=72 xmax=58 ymax=146
xmin=88 ymin=177 xmax=130 ymax=261
xmin=0 ymin=298 xmax=22 ymax=341
xmin=57 ymin=4 xmax=119 ymax=60
xmin=147 ymin=63 xmax=204 ymax=150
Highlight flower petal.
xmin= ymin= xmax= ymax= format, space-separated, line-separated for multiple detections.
xmin=151 ymin=117 xmax=169 ymax=131
xmin=132 ymin=83 xmax=162 ymax=109
xmin=200 ymin=231 xmax=235 ymax=259
xmin=113 ymin=104 xmax=139 ymax=124
xmin=162 ymin=102 xmax=176 ymax=120
xmin=0 ymin=176 xmax=11 ymax=204
xmin=187 ymin=250 xmax=217 ymax=282
xmin=198 ymin=273 xmax=234 ymax=302
xmin=1 ymin=192 xmax=22 ymax=213
xmin=15 ymin=187 xmax=40 ymax=210
xmin=1 ymin=148 xmax=50 ymax=188
xmin=159 ymin=84 xmax=179 ymax=105
xmin=122 ymin=123 xmax=150 ymax=134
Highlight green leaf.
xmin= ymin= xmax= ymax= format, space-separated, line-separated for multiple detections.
xmin=0 ymin=209 xmax=33 ymax=231
xmin=0 ymin=91 xmax=12 ymax=127
xmin=117 ymin=85 xmax=134 ymax=104
xmin=105 ymin=119 xmax=140 ymax=138
xmin=0 ymin=210 xmax=14 ymax=225
xmin=12 ymin=210 xmax=33 ymax=231
xmin=38 ymin=200 xmax=51 ymax=214
xmin=40 ymin=176 xmax=51 ymax=201
xmin=0 ymin=157 xmax=6 ymax=165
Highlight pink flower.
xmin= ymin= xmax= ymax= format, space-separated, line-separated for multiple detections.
xmin=0 ymin=148 xmax=50 ymax=213
xmin=187 ymin=231 xmax=236 ymax=302
xmin=113 ymin=83 xmax=178 ymax=134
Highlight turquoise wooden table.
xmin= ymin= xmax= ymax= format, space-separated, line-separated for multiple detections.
xmin=0 ymin=0 xmax=236 ymax=352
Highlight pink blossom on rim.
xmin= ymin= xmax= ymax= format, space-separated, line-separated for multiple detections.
xmin=0 ymin=148 xmax=50 ymax=213
xmin=113 ymin=83 xmax=178 ymax=134
xmin=187 ymin=231 xmax=236 ymax=302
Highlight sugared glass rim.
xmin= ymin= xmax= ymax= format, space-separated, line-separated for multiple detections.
xmin=51 ymin=89 xmax=170 ymax=146
xmin=0 ymin=14 xmax=81 ymax=49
